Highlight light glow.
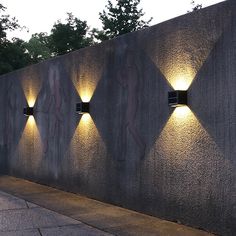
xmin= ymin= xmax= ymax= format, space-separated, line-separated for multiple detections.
xmin=149 ymin=106 xmax=229 ymax=205
xmin=21 ymin=71 xmax=41 ymax=107
xmin=28 ymin=97 xmax=36 ymax=107
xmin=80 ymin=113 xmax=91 ymax=124
xmin=173 ymin=106 xmax=191 ymax=119
xmin=67 ymin=107 xmax=107 ymax=184
xmin=71 ymin=71 xmax=97 ymax=103
xmin=27 ymin=115 xmax=35 ymax=126
xmin=172 ymin=77 xmax=192 ymax=90
xmin=79 ymin=90 xmax=93 ymax=102
xmin=18 ymin=115 xmax=43 ymax=172
xmin=71 ymin=57 xmax=104 ymax=103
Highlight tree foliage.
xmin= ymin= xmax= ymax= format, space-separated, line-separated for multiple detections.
xmin=95 ymin=0 xmax=152 ymax=41
xmin=0 ymin=3 xmax=20 ymax=43
xmin=0 ymin=1 xmax=153 ymax=75
xmin=0 ymin=4 xmax=30 ymax=75
xmin=49 ymin=13 xmax=92 ymax=56
xmin=0 ymin=38 xmax=31 ymax=74
xmin=0 ymin=8 xmax=93 ymax=75
xmin=25 ymin=33 xmax=51 ymax=63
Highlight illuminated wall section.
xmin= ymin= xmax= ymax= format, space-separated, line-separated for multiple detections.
xmin=17 ymin=116 xmax=43 ymax=175
xmin=66 ymin=113 xmax=107 ymax=197
xmin=20 ymin=67 xmax=42 ymax=107
xmin=70 ymin=48 xmax=106 ymax=102
xmin=145 ymin=6 xmax=231 ymax=90
xmin=8 ymin=66 xmax=44 ymax=177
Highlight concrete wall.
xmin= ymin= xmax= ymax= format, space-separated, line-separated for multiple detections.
xmin=0 ymin=1 xmax=236 ymax=235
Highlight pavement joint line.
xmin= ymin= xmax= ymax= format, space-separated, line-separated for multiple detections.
xmin=5 ymin=189 xmax=59 ymax=197
xmin=25 ymin=201 xmax=30 ymax=208
xmin=0 ymin=224 xmax=116 ymax=236
xmin=0 ymin=223 xmax=84 ymax=233
xmin=37 ymin=228 xmax=43 ymax=236
xmin=0 ymin=207 xmax=30 ymax=212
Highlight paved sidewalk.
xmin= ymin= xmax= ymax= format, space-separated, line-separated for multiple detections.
xmin=0 ymin=176 xmax=215 ymax=236
xmin=0 ymin=190 xmax=112 ymax=235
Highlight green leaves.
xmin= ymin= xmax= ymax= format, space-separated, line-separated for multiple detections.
xmin=0 ymin=38 xmax=31 ymax=74
xmin=25 ymin=33 xmax=51 ymax=63
xmin=0 ymin=3 xmax=20 ymax=43
xmin=0 ymin=4 xmax=28 ymax=75
xmin=95 ymin=0 xmax=152 ymax=41
xmin=0 ymin=10 xmax=93 ymax=75
xmin=49 ymin=13 xmax=92 ymax=56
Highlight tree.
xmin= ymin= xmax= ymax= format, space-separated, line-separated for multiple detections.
xmin=49 ymin=13 xmax=93 ymax=56
xmin=188 ymin=0 xmax=202 ymax=12
xmin=0 ymin=38 xmax=31 ymax=74
xmin=0 ymin=3 xmax=20 ymax=43
xmin=95 ymin=0 xmax=152 ymax=41
xmin=0 ymin=3 xmax=31 ymax=75
xmin=25 ymin=33 xmax=51 ymax=63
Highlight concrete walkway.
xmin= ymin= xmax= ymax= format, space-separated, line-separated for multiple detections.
xmin=0 ymin=176 xmax=215 ymax=236
xmin=0 ymin=190 xmax=112 ymax=235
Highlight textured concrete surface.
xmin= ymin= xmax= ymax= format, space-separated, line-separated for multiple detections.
xmin=0 ymin=176 xmax=214 ymax=236
xmin=0 ymin=188 xmax=112 ymax=236
xmin=0 ymin=1 xmax=236 ymax=236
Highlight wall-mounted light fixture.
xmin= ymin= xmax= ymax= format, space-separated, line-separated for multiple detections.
xmin=168 ymin=90 xmax=187 ymax=107
xmin=76 ymin=102 xmax=90 ymax=114
xmin=23 ymin=106 xmax=34 ymax=116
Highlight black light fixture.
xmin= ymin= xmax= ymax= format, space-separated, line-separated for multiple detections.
xmin=76 ymin=102 xmax=89 ymax=114
xmin=23 ymin=106 xmax=34 ymax=116
xmin=168 ymin=90 xmax=187 ymax=107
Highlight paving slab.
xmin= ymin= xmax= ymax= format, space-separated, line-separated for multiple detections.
xmin=0 ymin=207 xmax=80 ymax=232
xmin=0 ymin=175 xmax=215 ymax=236
xmin=0 ymin=191 xmax=28 ymax=211
xmin=0 ymin=228 xmax=40 ymax=236
xmin=0 ymin=187 xmax=113 ymax=236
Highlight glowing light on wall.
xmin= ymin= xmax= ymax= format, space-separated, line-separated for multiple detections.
xmin=154 ymin=107 xmax=200 ymax=164
xmin=71 ymin=55 xmax=105 ymax=103
xmin=79 ymin=87 xmax=94 ymax=102
xmin=68 ymin=111 xmax=106 ymax=172
xmin=71 ymin=71 xmax=98 ymax=102
xmin=149 ymin=105 xmax=229 ymax=205
xmin=21 ymin=71 xmax=42 ymax=107
xmin=28 ymin=97 xmax=36 ymax=107
xmin=66 ymin=110 xmax=107 ymax=190
xmin=172 ymin=75 xmax=193 ymax=90
xmin=146 ymin=27 xmax=225 ymax=91
xmin=27 ymin=115 xmax=36 ymax=127
xmin=80 ymin=113 xmax=91 ymax=123
xmin=23 ymin=87 xmax=38 ymax=107
xmin=172 ymin=106 xmax=192 ymax=119
xmin=17 ymin=114 xmax=43 ymax=172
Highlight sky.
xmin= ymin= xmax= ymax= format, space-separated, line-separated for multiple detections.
xmin=1 ymin=0 xmax=225 ymax=41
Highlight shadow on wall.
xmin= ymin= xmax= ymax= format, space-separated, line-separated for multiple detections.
xmin=92 ymin=37 xmax=172 ymax=162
